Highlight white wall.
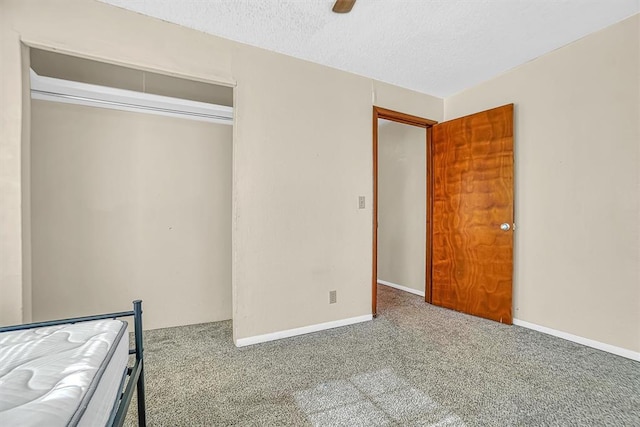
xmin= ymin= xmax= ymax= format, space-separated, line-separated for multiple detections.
xmin=377 ymin=120 xmax=426 ymax=294
xmin=30 ymin=100 xmax=232 ymax=329
xmin=445 ymin=14 xmax=640 ymax=353
xmin=0 ymin=0 xmax=444 ymax=341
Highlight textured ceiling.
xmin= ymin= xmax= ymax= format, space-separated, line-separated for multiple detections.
xmin=100 ymin=0 xmax=639 ymax=97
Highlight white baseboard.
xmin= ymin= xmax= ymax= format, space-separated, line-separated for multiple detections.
xmin=235 ymin=314 xmax=373 ymax=347
xmin=513 ymin=318 xmax=640 ymax=362
xmin=377 ymin=280 xmax=425 ymax=297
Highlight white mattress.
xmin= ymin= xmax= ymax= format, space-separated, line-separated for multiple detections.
xmin=0 ymin=319 xmax=129 ymax=427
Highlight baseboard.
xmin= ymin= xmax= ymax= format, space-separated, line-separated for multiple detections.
xmin=513 ymin=318 xmax=640 ymax=362
xmin=235 ymin=314 xmax=373 ymax=347
xmin=377 ymin=280 xmax=425 ymax=297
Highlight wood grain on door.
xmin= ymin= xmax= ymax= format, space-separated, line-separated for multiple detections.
xmin=431 ymin=104 xmax=514 ymax=324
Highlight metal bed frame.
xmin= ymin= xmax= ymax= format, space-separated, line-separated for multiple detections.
xmin=0 ymin=300 xmax=147 ymax=427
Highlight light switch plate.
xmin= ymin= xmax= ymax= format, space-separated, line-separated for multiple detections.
xmin=358 ymin=196 xmax=365 ymax=209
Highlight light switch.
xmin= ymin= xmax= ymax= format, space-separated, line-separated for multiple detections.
xmin=358 ymin=196 xmax=365 ymax=209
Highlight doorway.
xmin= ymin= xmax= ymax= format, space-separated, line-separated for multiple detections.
xmin=373 ymin=104 xmax=515 ymax=323
xmin=372 ymin=107 xmax=437 ymax=316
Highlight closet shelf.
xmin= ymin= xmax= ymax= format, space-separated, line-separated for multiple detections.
xmin=30 ymin=69 xmax=233 ymax=125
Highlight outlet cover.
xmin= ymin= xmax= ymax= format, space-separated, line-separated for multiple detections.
xmin=329 ymin=290 xmax=337 ymax=304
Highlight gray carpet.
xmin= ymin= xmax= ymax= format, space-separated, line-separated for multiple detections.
xmin=125 ymin=286 xmax=640 ymax=426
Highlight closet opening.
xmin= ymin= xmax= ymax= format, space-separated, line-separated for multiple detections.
xmin=25 ymin=48 xmax=234 ymax=331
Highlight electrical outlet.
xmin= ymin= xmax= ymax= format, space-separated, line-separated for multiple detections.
xmin=358 ymin=196 xmax=365 ymax=209
xmin=329 ymin=290 xmax=337 ymax=304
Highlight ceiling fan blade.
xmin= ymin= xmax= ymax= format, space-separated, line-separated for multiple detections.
xmin=332 ymin=0 xmax=356 ymax=14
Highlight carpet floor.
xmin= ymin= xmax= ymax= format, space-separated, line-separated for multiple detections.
xmin=125 ymin=286 xmax=640 ymax=426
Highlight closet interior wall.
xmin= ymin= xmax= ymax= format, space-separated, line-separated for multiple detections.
xmin=29 ymin=49 xmax=233 ymax=330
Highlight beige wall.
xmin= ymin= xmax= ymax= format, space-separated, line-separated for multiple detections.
xmin=30 ymin=49 xmax=234 ymax=107
xmin=377 ymin=120 xmax=426 ymax=294
xmin=1 ymin=0 xmax=636 ymax=354
xmin=445 ymin=14 xmax=640 ymax=352
xmin=20 ymin=44 xmax=32 ymax=323
xmin=30 ymin=100 xmax=232 ymax=329
xmin=0 ymin=0 xmax=443 ymax=341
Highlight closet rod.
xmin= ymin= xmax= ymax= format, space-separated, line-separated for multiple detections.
xmin=32 ymin=89 xmax=233 ymax=122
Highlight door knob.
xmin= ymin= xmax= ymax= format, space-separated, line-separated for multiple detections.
xmin=500 ymin=223 xmax=511 ymax=231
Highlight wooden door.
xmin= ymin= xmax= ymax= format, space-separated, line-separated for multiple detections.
xmin=431 ymin=104 xmax=514 ymax=324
